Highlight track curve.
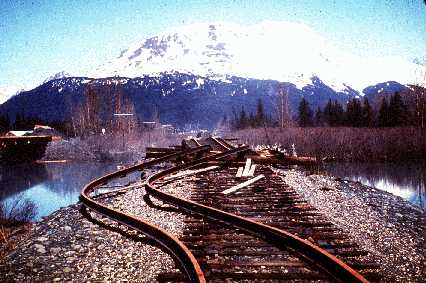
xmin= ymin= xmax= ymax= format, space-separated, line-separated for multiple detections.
xmin=80 ymin=146 xmax=211 ymax=283
xmin=81 ymin=142 xmax=370 ymax=283
xmin=145 ymin=149 xmax=369 ymax=283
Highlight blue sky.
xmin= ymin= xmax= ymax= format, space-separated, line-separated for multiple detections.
xmin=1 ymin=0 xmax=425 ymax=93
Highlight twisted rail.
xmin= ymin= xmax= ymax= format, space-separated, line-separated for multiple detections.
xmin=80 ymin=146 xmax=211 ymax=283
xmin=81 ymin=143 xmax=369 ymax=283
xmin=145 ymin=148 xmax=369 ymax=283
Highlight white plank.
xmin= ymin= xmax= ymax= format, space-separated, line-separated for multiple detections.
xmin=222 ymin=174 xmax=264 ymax=195
xmin=241 ymin=158 xmax=252 ymax=177
xmin=164 ymin=166 xmax=219 ymax=181
xmin=247 ymin=164 xmax=256 ymax=177
xmin=235 ymin=167 xmax=244 ymax=178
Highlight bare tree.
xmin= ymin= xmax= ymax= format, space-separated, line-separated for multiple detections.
xmin=112 ymin=87 xmax=138 ymax=135
xmin=72 ymin=82 xmax=137 ymax=137
xmin=274 ymin=83 xmax=293 ymax=128
xmin=412 ymin=68 xmax=425 ymax=129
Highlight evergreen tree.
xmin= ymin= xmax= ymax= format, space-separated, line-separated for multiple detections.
xmin=297 ymin=98 xmax=313 ymax=127
xmin=222 ymin=114 xmax=228 ymax=125
xmin=361 ymin=98 xmax=374 ymax=127
xmin=249 ymin=112 xmax=256 ymax=128
xmin=323 ymin=99 xmax=333 ymax=126
xmin=388 ymin=92 xmax=407 ymax=126
xmin=0 ymin=115 xmax=11 ymax=134
xmin=314 ymin=106 xmax=323 ymax=126
xmin=14 ymin=112 xmax=25 ymax=130
xmin=255 ymin=99 xmax=265 ymax=127
xmin=238 ymin=107 xmax=248 ymax=129
xmin=333 ymin=100 xmax=345 ymax=126
xmin=231 ymin=107 xmax=239 ymax=129
xmin=378 ymin=97 xmax=390 ymax=127
xmin=345 ymin=98 xmax=363 ymax=127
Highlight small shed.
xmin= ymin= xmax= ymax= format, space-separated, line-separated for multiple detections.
xmin=5 ymin=130 xmax=33 ymax=137
xmin=32 ymin=125 xmax=63 ymax=140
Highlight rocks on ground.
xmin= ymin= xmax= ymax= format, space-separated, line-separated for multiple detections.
xmin=0 ymin=167 xmax=191 ymax=282
xmin=277 ymin=167 xmax=426 ymax=283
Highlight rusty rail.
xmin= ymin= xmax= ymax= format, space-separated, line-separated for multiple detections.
xmin=81 ymin=142 xmax=369 ymax=283
xmin=80 ymin=146 xmax=211 ymax=283
xmin=145 ymin=150 xmax=369 ymax=283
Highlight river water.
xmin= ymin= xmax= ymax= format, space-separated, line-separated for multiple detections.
xmin=324 ymin=161 xmax=425 ymax=209
xmin=0 ymin=162 xmax=135 ymax=221
xmin=1 ymin=161 xmax=424 ymax=221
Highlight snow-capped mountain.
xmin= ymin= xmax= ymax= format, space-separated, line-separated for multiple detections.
xmin=92 ymin=21 xmax=424 ymax=93
xmin=42 ymin=71 xmax=71 ymax=84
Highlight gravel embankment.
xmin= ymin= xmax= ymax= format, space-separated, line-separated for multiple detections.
xmin=276 ymin=167 xmax=426 ymax=283
xmin=1 ymin=165 xmax=425 ymax=282
xmin=0 ymin=172 xmax=194 ymax=282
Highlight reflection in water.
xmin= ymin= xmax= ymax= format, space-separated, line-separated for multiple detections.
xmin=324 ymin=161 xmax=426 ymax=209
xmin=0 ymin=163 xmax=49 ymax=201
xmin=0 ymin=162 xmax=136 ymax=220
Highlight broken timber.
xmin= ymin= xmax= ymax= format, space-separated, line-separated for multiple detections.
xmin=222 ymin=175 xmax=265 ymax=195
xmin=236 ymin=158 xmax=257 ymax=178
xmin=144 ymin=137 xmax=318 ymax=168
xmin=164 ymin=165 xmax=219 ymax=181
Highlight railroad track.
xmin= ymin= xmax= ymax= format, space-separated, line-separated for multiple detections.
xmin=80 ymin=137 xmax=380 ymax=282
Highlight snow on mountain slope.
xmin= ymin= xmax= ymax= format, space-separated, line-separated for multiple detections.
xmin=43 ymin=71 xmax=71 ymax=84
xmin=92 ymin=21 xmax=424 ymax=93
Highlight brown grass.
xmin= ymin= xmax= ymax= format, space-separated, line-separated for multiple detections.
xmin=0 ymin=199 xmax=36 ymax=260
xmin=233 ymin=127 xmax=426 ymax=162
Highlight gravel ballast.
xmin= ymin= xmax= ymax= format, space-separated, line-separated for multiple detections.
xmin=276 ymin=167 xmax=426 ymax=282
xmin=1 ymin=165 xmax=425 ymax=282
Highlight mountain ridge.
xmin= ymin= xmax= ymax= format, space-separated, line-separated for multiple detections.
xmin=91 ymin=21 xmax=424 ymax=94
xmin=2 ymin=72 xmax=420 ymax=129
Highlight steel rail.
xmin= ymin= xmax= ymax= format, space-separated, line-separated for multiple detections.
xmin=145 ymin=149 xmax=369 ymax=283
xmin=209 ymin=136 xmax=232 ymax=150
xmin=190 ymin=138 xmax=202 ymax=147
xmin=216 ymin=137 xmax=236 ymax=149
xmin=80 ymin=145 xmax=211 ymax=283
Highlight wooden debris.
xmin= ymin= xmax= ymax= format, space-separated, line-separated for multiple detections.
xmin=235 ymin=167 xmax=244 ymax=178
xmin=164 ymin=166 xmax=219 ymax=181
xmin=222 ymin=175 xmax=265 ymax=195
xmin=241 ymin=158 xmax=252 ymax=177
xmin=247 ymin=164 xmax=256 ymax=177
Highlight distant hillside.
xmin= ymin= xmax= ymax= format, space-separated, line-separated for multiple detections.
xmin=0 ymin=73 xmax=359 ymax=129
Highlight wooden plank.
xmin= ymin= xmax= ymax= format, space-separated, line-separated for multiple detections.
xmin=235 ymin=167 xmax=244 ymax=178
xmin=247 ymin=164 xmax=256 ymax=177
xmin=241 ymin=158 xmax=252 ymax=177
xmin=164 ymin=166 xmax=219 ymax=181
xmin=222 ymin=175 xmax=264 ymax=195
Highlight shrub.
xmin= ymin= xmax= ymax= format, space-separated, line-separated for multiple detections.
xmin=233 ymin=127 xmax=426 ymax=162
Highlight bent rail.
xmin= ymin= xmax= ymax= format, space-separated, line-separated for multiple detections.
xmin=81 ymin=142 xmax=369 ymax=283
xmin=80 ymin=146 xmax=211 ymax=283
xmin=145 ymin=149 xmax=369 ymax=283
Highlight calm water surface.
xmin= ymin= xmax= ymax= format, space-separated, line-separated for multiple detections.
xmin=324 ymin=161 xmax=426 ymax=209
xmin=0 ymin=162 xmax=137 ymax=220
xmin=1 ymin=161 xmax=424 ymax=221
